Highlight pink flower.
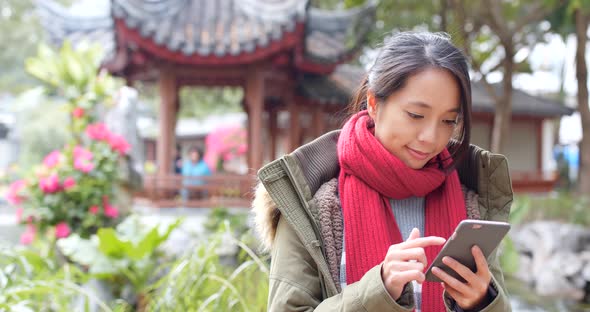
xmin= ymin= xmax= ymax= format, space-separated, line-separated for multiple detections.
xmin=237 ymin=143 xmax=247 ymax=155
xmin=6 ymin=179 xmax=26 ymax=205
xmin=55 ymin=222 xmax=71 ymax=238
xmin=74 ymin=158 xmax=94 ymax=173
xmin=72 ymin=107 xmax=85 ymax=118
xmin=15 ymin=207 xmax=23 ymax=223
xmin=73 ymin=146 xmax=93 ymax=160
xmin=20 ymin=225 xmax=36 ymax=245
xmin=204 ymin=126 xmax=247 ymax=170
xmin=103 ymin=203 xmax=119 ymax=219
xmin=89 ymin=205 xmax=99 ymax=215
xmin=108 ymin=134 xmax=131 ymax=155
xmin=39 ymin=174 xmax=61 ymax=194
xmin=85 ymin=123 xmax=110 ymax=141
xmin=63 ymin=177 xmax=76 ymax=190
xmin=43 ymin=150 xmax=62 ymax=169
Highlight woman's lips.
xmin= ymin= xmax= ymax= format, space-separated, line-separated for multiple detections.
xmin=406 ymin=146 xmax=430 ymax=160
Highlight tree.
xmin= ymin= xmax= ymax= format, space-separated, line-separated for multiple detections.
xmin=573 ymin=3 xmax=590 ymax=194
xmin=447 ymin=0 xmax=565 ymax=153
xmin=546 ymin=0 xmax=590 ymax=194
xmin=316 ymin=0 xmax=564 ymax=154
xmin=0 ymin=0 xmax=43 ymax=93
xmin=0 ymin=0 xmax=75 ymax=94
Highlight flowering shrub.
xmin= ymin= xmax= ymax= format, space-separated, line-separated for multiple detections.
xmin=4 ymin=42 xmax=127 ymax=242
xmin=204 ymin=125 xmax=247 ymax=172
xmin=7 ymin=123 xmax=130 ymax=241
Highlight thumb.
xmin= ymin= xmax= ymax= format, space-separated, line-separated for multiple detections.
xmin=407 ymin=227 xmax=421 ymax=241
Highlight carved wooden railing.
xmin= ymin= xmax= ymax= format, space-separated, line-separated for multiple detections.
xmin=141 ymin=174 xmax=255 ymax=208
xmin=511 ymin=170 xmax=558 ymax=193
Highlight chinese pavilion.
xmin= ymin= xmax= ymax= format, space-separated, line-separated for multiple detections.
xmin=38 ymin=0 xmax=376 ymax=180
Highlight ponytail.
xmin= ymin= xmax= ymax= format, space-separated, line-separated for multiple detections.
xmin=347 ymin=75 xmax=370 ymax=117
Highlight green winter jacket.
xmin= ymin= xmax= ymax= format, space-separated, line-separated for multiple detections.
xmin=252 ymin=130 xmax=513 ymax=312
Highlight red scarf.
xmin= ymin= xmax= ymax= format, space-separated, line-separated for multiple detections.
xmin=338 ymin=111 xmax=466 ymax=312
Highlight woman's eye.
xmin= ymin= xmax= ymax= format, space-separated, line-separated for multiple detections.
xmin=406 ymin=111 xmax=423 ymax=119
xmin=444 ymin=119 xmax=458 ymax=126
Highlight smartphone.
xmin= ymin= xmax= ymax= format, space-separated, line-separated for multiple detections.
xmin=424 ymin=219 xmax=511 ymax=283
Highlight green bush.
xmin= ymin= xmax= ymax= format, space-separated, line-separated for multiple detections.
xmin=147 ymin=228 xmax=269 ymax=312
xmin=0 ymin=243 xmax=114 ymax=311
xmin=511 ymin=193 xmax=590 ymax=226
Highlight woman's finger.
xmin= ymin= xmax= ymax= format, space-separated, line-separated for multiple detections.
xmin=407 ymin=227 xmax=421 ymax=240
xmin=442 ymin=256 xmax=478 ymax=283
xmin=389 ymin=260 xmax=425 ymax=273
xmin=431 ymin=266 xmax=470 ymax=295
xmin=472 ymin=246 xmax=491 ymax=280
xmin=384 ymin=269 xmax=425 ymax=286
xmin=386 ymin=247 xmax=428 ymax=267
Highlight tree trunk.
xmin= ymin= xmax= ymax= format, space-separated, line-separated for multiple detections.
xmin=440 ymin=0 xmax=449 ymax=32
xmin=490 ymin=45 xmax=515 ymax=154
xmin=575 ymin=9 xmax=590 ymax=194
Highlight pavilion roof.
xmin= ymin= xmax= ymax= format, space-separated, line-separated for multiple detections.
xmin=36 ymin=0 xmax=115 ymax=59
xmin=37 ymin=0 xmax=377 ymax=68
xmin=112 ymin=0 xmax=306 ymax=57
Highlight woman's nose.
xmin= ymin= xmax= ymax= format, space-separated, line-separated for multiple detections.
xmin=417 ymin=123 xmax=437 ymax=144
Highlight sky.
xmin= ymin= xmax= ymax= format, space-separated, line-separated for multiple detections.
xmin=512 ymin=32 xmax=589 ymax=145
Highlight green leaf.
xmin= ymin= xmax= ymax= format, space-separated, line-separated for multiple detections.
xmin=96 ymin=228 xmax=135 ymax=259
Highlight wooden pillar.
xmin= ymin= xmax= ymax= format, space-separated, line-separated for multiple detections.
xmin=245 ymin=67 xmax=264 ymax=172
xmin=288 ymin=93 xmax=301 ymax=152
xmin=157 ymin=69 xmax=177 ymax=177
xmin=269 ymin=107 xmax=278 ymax=161
xmin=311 ymin=104 xmax=325 ymax=138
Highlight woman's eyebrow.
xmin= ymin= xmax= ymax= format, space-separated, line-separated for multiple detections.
xmin=408 ymin=101 xmax=460 ymax=113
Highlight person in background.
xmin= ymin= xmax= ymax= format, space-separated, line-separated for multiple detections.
xmin=181 ymin=146 xmax=211 ymax=201
xmin=174 ymin=144 xmax=183 ymax=175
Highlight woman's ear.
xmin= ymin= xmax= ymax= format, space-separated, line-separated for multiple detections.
xmin=367 ymin=91 xmax=377 ymax=119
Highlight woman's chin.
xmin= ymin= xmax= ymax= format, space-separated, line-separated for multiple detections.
xmin=401 ymin=158 xmax=427 ymax=170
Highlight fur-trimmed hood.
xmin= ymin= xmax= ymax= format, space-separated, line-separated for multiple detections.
xmin=252 ymin=182 xmax=279 ymax=252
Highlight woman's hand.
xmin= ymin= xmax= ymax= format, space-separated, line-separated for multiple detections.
xmin=431 ymin=245 xmax=491 ymax=310
xmin=381 ymin=228 xmax=446 ymax=300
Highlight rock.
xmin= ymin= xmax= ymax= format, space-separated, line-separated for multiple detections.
xmin=582 ymin=263 xmax=590 ymax=281
xmin=536 ymin=253 xmax=585 ymax=300
xmin=510 ymin=221 xmax=590 ymax=301
xmin=104 ymin=86 xmax=144 ymax=188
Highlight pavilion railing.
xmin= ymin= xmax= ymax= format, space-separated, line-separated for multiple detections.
xmin=141 ymin=174 xmax=255 ymax=208
xmin=510 ymin=170 xmax=559 ymax=193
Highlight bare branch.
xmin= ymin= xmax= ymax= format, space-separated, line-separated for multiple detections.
xmin=486 ymin=60 xmax=503 ymax=75
xmin=471 ymin=58 xmax=500 ymax=103
xmin=513 ymin=1 xmax=566 ymax=34
xmin=482 ymin=0 xmax=512 ymax=47
xmin=449 ymin=0 xmax=470 ymax=55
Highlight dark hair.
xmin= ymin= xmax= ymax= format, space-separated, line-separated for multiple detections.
xmin=188 ymin=145 xmax=204 ymax=158
xmin=348 ymin=31 xmax=471 ymax=171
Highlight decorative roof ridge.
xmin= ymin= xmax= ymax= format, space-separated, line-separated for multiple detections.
xmin=309 ymin=0 xmax=377 ymax=20
xmin=236 ymin=0 xmax=308 ymax=23
xmin=112 ymin=0 xmax=186 ymax=20
xmin=36 ymin=0 xmax=112 ymax=30
xmin=307 ymin=0 xmax=377 ymax=33
xmin=34 ymin=0 xmax=113 ymax=42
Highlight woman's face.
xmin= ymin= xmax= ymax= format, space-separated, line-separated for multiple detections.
xmin=367 ymin=68 xmax=461 ymax=169
xmin=190 ymin=150 xmax=200 ymax=162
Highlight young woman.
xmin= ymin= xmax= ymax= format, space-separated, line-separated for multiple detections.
xmin=253 ymin=32 xmax=512 ymax=312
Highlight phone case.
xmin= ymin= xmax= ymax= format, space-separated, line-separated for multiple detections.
xmin=425 ymin=219 xmax=511 ymax=283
